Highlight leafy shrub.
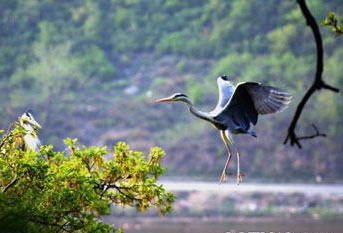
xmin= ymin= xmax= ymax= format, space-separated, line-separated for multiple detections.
xmin=0 ymin=121 xmax=175 ymax=233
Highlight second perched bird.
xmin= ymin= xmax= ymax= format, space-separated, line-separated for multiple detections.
xmin=156 ymin=75 xmax=292 ymax=184
xmin=18 ymin=110 xmax=42 ymax=152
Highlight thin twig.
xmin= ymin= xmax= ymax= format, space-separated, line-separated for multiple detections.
xmin=284 ymin=0 xmax=340 ymax=148
xmin=2 ymin=176 xmax=19 ymax=193
xmin=95 ymin=182 xmax=140 ymax=201
xmin=56 ymin=222 xmax=69 ymax=233
xmin=297 ymin=124 xmax=326 ymax=141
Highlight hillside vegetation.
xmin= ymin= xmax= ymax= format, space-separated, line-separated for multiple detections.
xmin=1 ymin=0 xmax=342 ymax=181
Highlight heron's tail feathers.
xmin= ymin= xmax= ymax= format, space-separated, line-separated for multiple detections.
xmin=247 ymin=129 xmax=257 ymax=137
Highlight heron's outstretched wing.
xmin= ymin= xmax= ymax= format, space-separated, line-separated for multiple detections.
xmin=214 ymin=82 xmax=292 ymax=130
xmin=241 ymin=82 xmax=292 ymax=115
xmin=211 ymin=78 xmax=235 ymax=114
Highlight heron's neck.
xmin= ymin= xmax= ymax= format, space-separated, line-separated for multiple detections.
xmin=182 ymin=99 xmax=213 ymax=122
xmin=21 ymin=124 xmax=38 ymax=137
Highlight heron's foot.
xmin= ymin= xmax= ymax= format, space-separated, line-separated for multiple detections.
xmin=219 ymin=170 xmax=228 ymax=184
xmin=236 ymin=172 xmax=244 ymax=185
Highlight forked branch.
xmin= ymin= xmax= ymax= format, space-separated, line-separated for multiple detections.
xmin=284 ymin=0 xmax=339 ymax=148
xmin=296 ymin=124 xmax=326 ymax=141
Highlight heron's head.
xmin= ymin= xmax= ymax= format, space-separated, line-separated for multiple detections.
xmin=217 ymin=74 xmax=233 ymax=86
xmin=219 ymin=74 xmax=229 ymax=81
xmin=155 ymin=93 xmax=190 ymax=103
xmin=19 ymin=110 xmax=41 ymax=131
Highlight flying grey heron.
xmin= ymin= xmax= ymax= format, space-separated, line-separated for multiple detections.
xmin=18 ymin=110 xmax=42 ymax=151
xmin=155 ymin=75 xmax=292 ymax=184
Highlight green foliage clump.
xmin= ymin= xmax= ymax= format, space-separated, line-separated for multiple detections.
xmin=0 ymin=122 xmax=175 ymax=233
xmin=322 ymin=12 xmax=343 ymax=36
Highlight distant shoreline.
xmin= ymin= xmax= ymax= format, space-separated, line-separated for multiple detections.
xmin=159 ymin=181 xmax=343 ymax=195
xmin=106 ymin=216 xmax=343 ymax=233
xmin=106 ymin=182 xmax=343 ymax=220
xmin=108 ymin=216 xmax=343 ymax=223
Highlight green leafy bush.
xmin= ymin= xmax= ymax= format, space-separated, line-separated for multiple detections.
xmin=0 ymin=122 xmax=175 ymax=233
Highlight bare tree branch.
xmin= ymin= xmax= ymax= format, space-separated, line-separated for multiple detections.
xmin=284 ymin=0 xmax=340 ymax=148
xmin=296 ymin=124 xmax=326 ymax=141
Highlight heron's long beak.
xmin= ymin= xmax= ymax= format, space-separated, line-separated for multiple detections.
xmin=31 ymin=119 xmax=42 ymax=129
xmin=155 ymin=97 xmax=174 ymax=103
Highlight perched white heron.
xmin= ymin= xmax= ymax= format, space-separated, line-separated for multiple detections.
xmin=18 ymin=110 xmax=42 ymax=152
xmin=156 ymin=75 xmax=292 ymax=184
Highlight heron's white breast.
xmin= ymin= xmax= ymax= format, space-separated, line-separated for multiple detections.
xmin=24 ymin=134 xmax=41 ymax=151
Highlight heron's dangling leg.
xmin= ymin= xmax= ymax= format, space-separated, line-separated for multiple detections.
xmin=219 ymin=130 xmax=234 ymax=183
xmin=222 ymin=130 xmax=244 ymax=185
xmin=233 ymin=144 xmax=243 ymax=185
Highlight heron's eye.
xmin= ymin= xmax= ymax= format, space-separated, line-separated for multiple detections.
xmin=220 ymin=75 xmax=228 ymax=81
xmin=23 ymin=120 xmax=28 ymax=124
xmin=175 ymin=94 xmax=186 ymax=98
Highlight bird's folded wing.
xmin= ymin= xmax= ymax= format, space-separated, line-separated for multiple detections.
xmin=214 ymin=82 xmax=258 ymax=127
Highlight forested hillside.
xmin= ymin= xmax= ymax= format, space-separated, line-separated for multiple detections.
xmin=1 ymin=0 xmax=342 ymax=181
